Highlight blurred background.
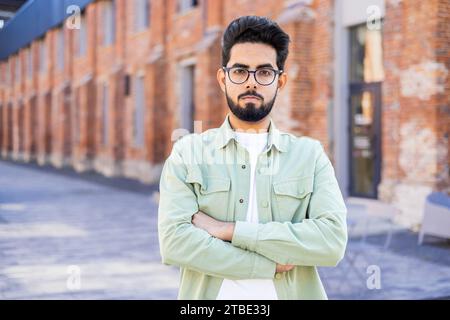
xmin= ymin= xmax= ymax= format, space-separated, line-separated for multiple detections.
xmin=0 ymin=0 xmax=449 ymax=299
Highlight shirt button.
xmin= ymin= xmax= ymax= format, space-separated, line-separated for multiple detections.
xmin=275 ymin=273 xmax=282 ymax=280
xmin=239 ymin=199 xmax=244 ymax=203
xmin=262 ymin=201 xmax=268 ymax=208
xmin=241 ymin=165 xmax=246 ymax=169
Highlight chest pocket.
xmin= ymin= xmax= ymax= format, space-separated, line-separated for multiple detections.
xmin=185 ymin=169 xmax=231 ymax=220
xmin=272 ymin=175 xmax=313 ymax=222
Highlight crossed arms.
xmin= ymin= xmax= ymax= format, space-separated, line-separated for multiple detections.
xmin=157 ymin=141 xmax=348 ymax=280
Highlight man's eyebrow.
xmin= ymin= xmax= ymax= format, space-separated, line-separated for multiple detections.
xmin=230 ymin=63 xmax=275 ymax=69
xmin=256 ymin=63 xmax=275 ymax=69
xmin=230 ymin=63 xmax=249 ymax=68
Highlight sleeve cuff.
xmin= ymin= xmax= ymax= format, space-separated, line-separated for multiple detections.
xmin=231 ymin=221 xmax=259 ymax=252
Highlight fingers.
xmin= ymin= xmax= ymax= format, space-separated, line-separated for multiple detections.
xmin=191 ymin=213 xmax=200 ymax=225
xmin=276 ymin=264 xmax=295 ymax=273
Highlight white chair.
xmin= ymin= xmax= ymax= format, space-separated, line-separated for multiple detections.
xmin=418 ymin=192 xmax=450 ymax=245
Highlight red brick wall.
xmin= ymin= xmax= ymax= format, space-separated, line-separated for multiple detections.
xmin=436 ymin=0 xmax=450 ymax=192
xmin=378 ymin=0 xmax=449 ymax=227
xmin=0 ymin=0 xmax=448 ymax=202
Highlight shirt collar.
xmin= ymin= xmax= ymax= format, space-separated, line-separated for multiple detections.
xmin=214 ymin=113 xmax=287 ymax=153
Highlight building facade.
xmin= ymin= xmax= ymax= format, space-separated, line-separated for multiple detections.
xmin=0 ymin=0 xmax=449 ymax=228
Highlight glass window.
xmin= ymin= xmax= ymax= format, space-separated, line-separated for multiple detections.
xmin=78 ymin=14 xmax=87 ymax=56
xmin=27 ymin=48 xmax=33 ymax=78
xmin=135 ymin=0 xmax=150 ymax=32
xmin=15 ymin=56 xmax=20 ymax=83
xmin=178 ymin=0 xmax=198 ymax=13
xmin=57 ymin=28 xmax=65 ymax=71
xmin=349 ymin=24 xmax=384 ymax=83
xmin=74 ymin=88 xmax=80 ymax=144
xmin=103 ymin=1 xmax=115 ymax=46
xmin=6 ymin=61 xmax=10 ymax=85
xmin=8 ymin=61 xmax=12 ymax=85
xmin=134 ymin=75 xmax=145 ymax=147
xmin=179 ymin=65 xmax=195 ymax=132
xmin=4 ymin=61 xmax=8 ymax=85
xmin=102 ymin=83 xmax=109 ymax=145
xmin=39 ymin=39 xmax=46 ymax=73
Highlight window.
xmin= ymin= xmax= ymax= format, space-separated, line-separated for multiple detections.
xmin=3 ymin=64 xmax=7 ymax=85
xmin=134 ymin=0 xmax=150 ymax=32
xmin=27 ymin=48 xmax=33 ymax=78
xmin=74 ymin=88 xmax=80 ymax=144
xmin=0 ymin=103 xmax=2 ymax=140
xmin=78 ymin=14 xmax=87 ymax=56
xmin=15 ymin=56 xmax=20 ymax=83
xmin=133 ymin=75 xmax=145 ymax=147
xmin=178 ymin=0 xmax=198 ymax=13
xmin=179 ymin=64 xmax=195 ymax=132
xmin=39 ymin=39 xmax=46 ymax=73
xmin=349 ymin=24 xmax=384 ymax=83
xmin=5 ymin=61 xmax=10 ymax=86
xmin=57 ymin=27 xmax=65 ymax=70
xmin=102 ymin=83 xmax=109 ymax=145
xmin=0 ymin=103 xmax=3 ymax=151
xmin=103 ymin=1 xmax=115 ymax=46
xmin=124 ymin=74 xmax=131 ymax=96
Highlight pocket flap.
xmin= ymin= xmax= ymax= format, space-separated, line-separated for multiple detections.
xmin=273 ymin=176 xmax=313 ymax=198
xmin=185 ymin=169 xmax=204 ymax=185
xmin=185 ymin=170 xmax=230 ymax=194
xmin=200 ymin=177 xmax=231 ymax=194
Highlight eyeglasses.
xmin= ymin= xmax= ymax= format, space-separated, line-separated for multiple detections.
xmin=222 ymin=66 xmax=283 ymax=86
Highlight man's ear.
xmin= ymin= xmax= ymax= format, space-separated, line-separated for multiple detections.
xmin=277 ymin=72 xmax=287 ymax=90
xmin=217 ymin=68 xmax=226 ymax=93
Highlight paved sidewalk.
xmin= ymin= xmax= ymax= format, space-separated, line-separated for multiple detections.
xmin=0 ymin=160 xmax=179 ymax=299
xmin=319 ymin=199 xmax=450 ymax=299
xmin=1 ymin=159 xmax=449 ymax=299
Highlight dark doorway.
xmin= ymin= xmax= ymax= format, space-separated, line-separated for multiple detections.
xmin=348 ymin=83 xmax=382 ymax=198
xmin=348 ymin=23 xmax=384 ymax=198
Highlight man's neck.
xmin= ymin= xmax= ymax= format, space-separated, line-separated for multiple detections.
xmin=228 ymin=113 xmax=270 ymax=133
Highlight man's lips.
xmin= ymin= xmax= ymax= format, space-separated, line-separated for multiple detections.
xmin=241 ymin=95 xmax=261 ymax=101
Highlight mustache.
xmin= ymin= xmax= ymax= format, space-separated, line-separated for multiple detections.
xmin=238 ymin=91 xmax=264 ymax=100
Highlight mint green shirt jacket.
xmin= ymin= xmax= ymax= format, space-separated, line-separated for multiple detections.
xmin=158 ymin=114 xmax=348 ymax=300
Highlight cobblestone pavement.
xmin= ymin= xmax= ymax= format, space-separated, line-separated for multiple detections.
xmin=1 ymin=160 xmax=449 ymax=300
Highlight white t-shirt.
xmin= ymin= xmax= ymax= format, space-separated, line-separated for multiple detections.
xmin=216 ymin=130 xmax=278 ymax=300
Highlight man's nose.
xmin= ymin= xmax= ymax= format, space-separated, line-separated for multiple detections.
xmin=245 ymin=73 xmax=258 ymax=89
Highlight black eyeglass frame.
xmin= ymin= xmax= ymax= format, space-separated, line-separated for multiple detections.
xmin=222 ymin=66 xmax=283 ymax=86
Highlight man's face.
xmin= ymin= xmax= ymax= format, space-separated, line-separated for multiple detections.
xmin=217 ymin=42 xmax=287 ymax=122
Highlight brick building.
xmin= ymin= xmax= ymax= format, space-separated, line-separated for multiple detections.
xmin=0 ymin=0 xmax=448 ymax=228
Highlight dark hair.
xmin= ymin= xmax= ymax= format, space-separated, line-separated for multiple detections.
xmin=221 ymin=16 xmax=290 ymax=71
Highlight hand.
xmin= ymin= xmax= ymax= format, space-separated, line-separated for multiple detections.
xmin=276 ymin=264 xmax=294 ymax=273
xmin=192 ymin=211 xmax=235 ymax=242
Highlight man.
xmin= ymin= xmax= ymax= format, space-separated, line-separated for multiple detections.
xmin=158 ymin=16 xmax=347 ymax=300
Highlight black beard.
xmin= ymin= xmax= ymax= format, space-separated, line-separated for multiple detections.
xmin=225 ymin=88 xmax=277 ymax=122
